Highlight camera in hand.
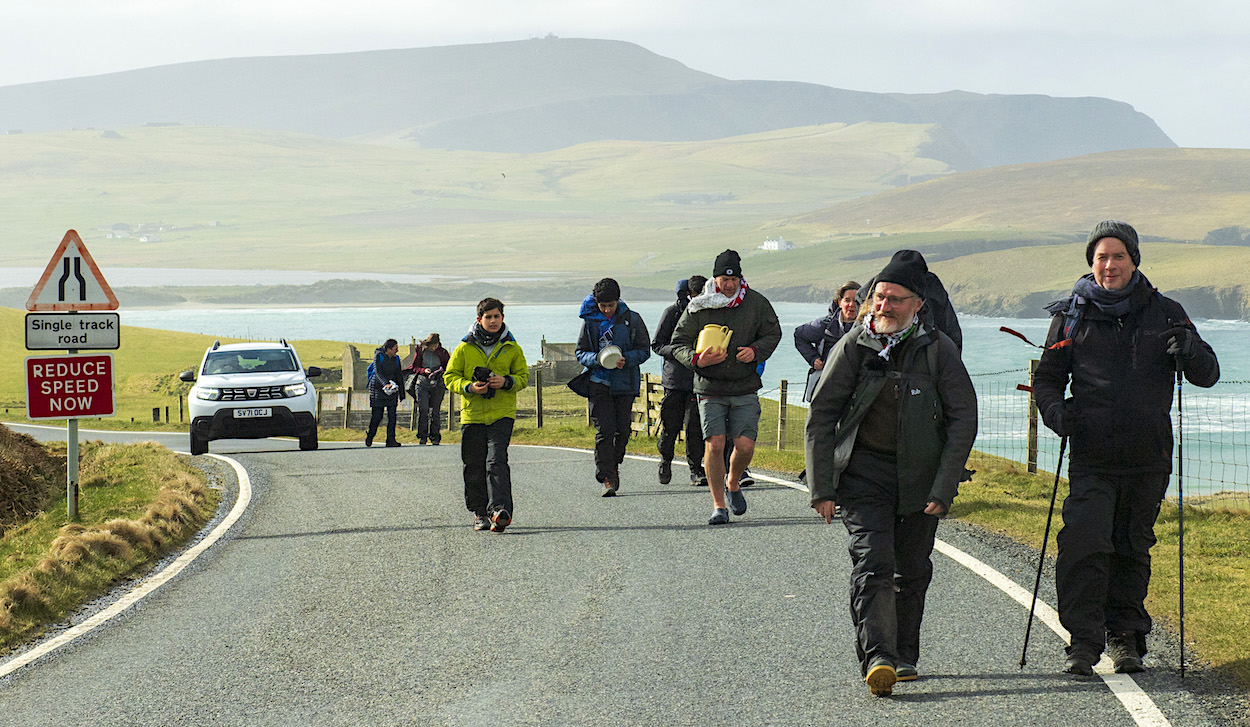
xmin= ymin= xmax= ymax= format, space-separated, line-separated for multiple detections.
xmin=472 ymin=366 xmax=496 ymax=398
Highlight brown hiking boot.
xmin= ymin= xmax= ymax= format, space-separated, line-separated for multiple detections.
xmin=865 ymin=659 xmax=897 ymax=697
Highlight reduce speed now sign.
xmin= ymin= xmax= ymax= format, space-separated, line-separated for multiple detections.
xmin=25 ymin=353 xmax=116 ymax=420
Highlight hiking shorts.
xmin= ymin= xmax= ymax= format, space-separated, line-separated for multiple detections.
xmin=697 ymin=393 xmax=760 ymax=442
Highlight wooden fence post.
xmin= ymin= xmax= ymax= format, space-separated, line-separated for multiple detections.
xmin=1027 ymin=359 xmax=1039 ymax=474
xmin=777 ymin=379 xmax=788 ymax=450
xmin=536 ymin=367 xmax=544 ymax=429
xmin=344 ymin=387 xmax=353 ymax=429
xmin=643 ymin=373 xmax=655 ymax=436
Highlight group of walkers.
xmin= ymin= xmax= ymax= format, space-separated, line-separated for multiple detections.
xmin=362 ymin=221 xmax=1220 ymax=698
xmin=362 ymin=333 xmax=451 ymax=448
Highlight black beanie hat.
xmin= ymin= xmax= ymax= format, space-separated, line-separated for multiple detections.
xmin=875 ymin=250 xmax=929 ymax=299
xmin=712 ymin=249 xmax=742 ymax=278
xmin=1086 ymin=220 xmax=1141 ymax=266
xmin=592 ymin=277 xmax=621 ymax=303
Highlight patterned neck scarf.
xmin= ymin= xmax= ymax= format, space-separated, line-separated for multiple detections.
xmin=471 ymin=321 xmax=506 ymax=348
xmin=863 ymin=312 xmax=919 ymax=361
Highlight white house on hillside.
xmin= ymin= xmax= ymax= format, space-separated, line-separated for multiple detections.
xmin=759 ymin=236 xmax=794 ymax=251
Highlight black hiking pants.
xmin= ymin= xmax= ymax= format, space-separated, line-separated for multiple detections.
xmin=658 ymin=387 xmax=704 ymax=471
xmin=588 ymin=382 xmax=634 ymax=485
xmin=415 ymin=375 xmax=446 ymax=442
xmin=1056 ymin=470 xmax=1169 ymax=655
xmin=462 ymin=417 xmax=514 ymax=517
xmin=839 ymin=450 xmax=940 ymax=675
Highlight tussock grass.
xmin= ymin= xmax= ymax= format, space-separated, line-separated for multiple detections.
xmin=0 ymin=436 xmax=219 ymax=650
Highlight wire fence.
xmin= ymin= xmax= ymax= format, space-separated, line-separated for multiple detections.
xmin=317 ymin=364 xmax=1250 ymax=506
xmin=970 ymin=366 xmax=1250 ymax=506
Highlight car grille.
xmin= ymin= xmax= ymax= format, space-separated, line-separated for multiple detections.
xmin=220 ymin=386 xmax=286 ymax=401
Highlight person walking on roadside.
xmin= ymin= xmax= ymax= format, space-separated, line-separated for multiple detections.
xmin=576 ymin=277 xmax=651 ymax=497
xmin=671 ymin=249 xmax=782 ymax=525
xmin=365 ymin=338 xmax=405 ymax=448
xmin=443 ymin=298 xmax=529 ymax=533
xmin=1034 ymin=220 xmax=1219 ymax=676
xmin=406 ymin=333 xmax=450 ymax=445
xmin=805 ymin=252 xmax=977 ymax=697
xmin=795 ymin=280 xmax=861 ymax=403
xmin=652 ymin=275 xmax=708 ymax=487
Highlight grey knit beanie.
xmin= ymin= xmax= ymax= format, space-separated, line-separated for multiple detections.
xmin=1086 ymin=220 xmax=1141 ymax=266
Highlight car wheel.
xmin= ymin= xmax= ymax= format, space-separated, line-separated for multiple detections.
xmin=190 ymin=432 xmax=208 ymax=456
xmin=299 ymin=431 xmax=318 ymax=451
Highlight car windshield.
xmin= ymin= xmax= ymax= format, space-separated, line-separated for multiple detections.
xmin=202 ymin=349 xmax=298 ymax=375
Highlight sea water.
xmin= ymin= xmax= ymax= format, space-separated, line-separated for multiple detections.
xmin=121 ymin=303 xmax=1248 ymax=496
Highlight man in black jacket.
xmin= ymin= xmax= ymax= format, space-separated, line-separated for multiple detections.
xmin=652 ymin=276 xmax=708 ymax=486
xmin=856 ymin=250 xmax=962 ymax=351
xmin=1034 ymin=220 xmax=1219 ymax=676
xmin=805 ymin=253 xmax=977 ymax=696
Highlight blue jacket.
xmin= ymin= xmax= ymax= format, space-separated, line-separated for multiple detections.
xmin=575 ymin=295 xmax=651 ymax=396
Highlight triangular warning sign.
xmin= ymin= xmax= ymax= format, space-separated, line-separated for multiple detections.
xmin=26 ymin=230 xmax=119 ymax=311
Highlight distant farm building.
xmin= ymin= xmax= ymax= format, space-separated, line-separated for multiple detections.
xmin=759 ymin=236 xmax=794 ymax=251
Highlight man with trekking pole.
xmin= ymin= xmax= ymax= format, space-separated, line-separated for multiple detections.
xmin=1034 ymin=220 xmax=1219 ymax=676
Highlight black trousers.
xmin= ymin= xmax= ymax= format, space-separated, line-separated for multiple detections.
xmin=838 ymin=450 xmax=940 ymax=675
xmin=588 ymin=382 xmax=634 ymax=484
xmin=415 ymin=376 xmax=446 ymax=442
xmin=367 ymin=402 xmax=398 ymax=443
xmin=1056 ymin=470 xmax=1169 ymax=654
xmin=657 ymin=387 xmax=704 ymax=470
xmin=462 ymin=418 xmax=515 ymax=516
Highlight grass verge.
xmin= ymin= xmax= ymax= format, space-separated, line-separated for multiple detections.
xmin=955 ymin=451 xmax=1250 ymax=689
xmin=0 ymin=439 xmax=220 ymax=652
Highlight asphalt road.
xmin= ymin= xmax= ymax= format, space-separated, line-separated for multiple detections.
xmin=0 ymin=425 xmax=1235 ymax=726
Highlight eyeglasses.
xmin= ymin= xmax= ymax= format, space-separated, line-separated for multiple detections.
xmin=872 ymin=293 xmax=918 ymax=306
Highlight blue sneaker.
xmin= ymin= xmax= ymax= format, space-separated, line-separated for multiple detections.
xmin=708 ymin=508 xmax=730 ymax=526
xmin=728 ymin=488 xmax=747 ymax=516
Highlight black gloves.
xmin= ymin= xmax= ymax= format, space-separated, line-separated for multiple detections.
xmin=1042 ymin=399 xmax=1074 ymax=437
xmin=1161 ymin=325 xmax=1196 ymax=359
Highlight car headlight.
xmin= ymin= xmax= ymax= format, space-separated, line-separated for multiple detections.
xmin=196 ymin=388 xmax=221 ymax=401
xmin=283 ymin=383 xmax=308 ymax=397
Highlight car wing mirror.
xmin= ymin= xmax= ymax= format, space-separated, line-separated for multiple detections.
xmin=179 ymin=370 xmax=196 ymax=382
xmin=306 ymin=366 xmax=322 ymax=378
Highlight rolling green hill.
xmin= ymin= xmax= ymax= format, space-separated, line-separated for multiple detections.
xmin=1 ymin=125 xmax=1247 ymax=318
xmin=792 ymin=148 xmax=1250 ymax=240
xmin=0 ymin=122 xmax=954 ymax=273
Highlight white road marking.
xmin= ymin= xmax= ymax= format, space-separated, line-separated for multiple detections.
xmin=0 ymin=453 xmax=252 ymax=679
xmin=615 ymin=449 xmax=1172 ymax=727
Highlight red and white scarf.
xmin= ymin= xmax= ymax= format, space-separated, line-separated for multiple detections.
xmin=688 ymin=278 xmax=748 ymax=312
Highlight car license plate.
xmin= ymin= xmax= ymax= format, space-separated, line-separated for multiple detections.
xmin=233 ymin=408 xmax=272 ymax=419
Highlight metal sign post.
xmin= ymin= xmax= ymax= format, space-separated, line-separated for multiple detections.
xmin=25 ymin=230 xmax=120 ymax=520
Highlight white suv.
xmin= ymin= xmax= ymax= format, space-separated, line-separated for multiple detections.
xmin=180 ymin=340 xmax=321 ymax=455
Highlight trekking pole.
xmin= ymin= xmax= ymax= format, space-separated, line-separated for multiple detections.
xmin=1176 ymin=360 xmax=1186 ymax=679
xmin=1021 ymin=435 xmax=1067 ymax=668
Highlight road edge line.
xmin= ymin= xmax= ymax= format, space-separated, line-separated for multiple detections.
xmin=0 ymin=452 xmax=252 ymax=679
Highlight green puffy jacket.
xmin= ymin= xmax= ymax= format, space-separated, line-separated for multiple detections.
xmin=804 ymin=323 xmax=977 ymax=514
xmin=444 ymin=331 xmax=528 ymax=425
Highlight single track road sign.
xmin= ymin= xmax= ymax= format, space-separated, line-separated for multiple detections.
xmin=26 ymin=229 xmax=120 ymax=311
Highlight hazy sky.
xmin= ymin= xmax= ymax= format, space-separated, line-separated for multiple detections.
xmin=4 ymin=0 xmax=1248 ymax=149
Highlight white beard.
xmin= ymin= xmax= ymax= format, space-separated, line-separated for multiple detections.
xmin=872 ymin=314 xmax=908 ymax=334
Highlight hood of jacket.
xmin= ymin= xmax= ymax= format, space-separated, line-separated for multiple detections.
xmin=579 ymin=294 xmax=632 ymax=322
